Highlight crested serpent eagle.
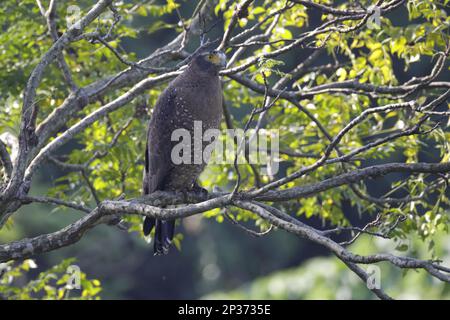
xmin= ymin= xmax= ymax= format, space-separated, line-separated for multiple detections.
xmin=142 ymin=50 xmax=226 ymax=255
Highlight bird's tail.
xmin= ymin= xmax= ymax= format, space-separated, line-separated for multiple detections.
xmin=143 ymin=217 xmax=175 ymax=255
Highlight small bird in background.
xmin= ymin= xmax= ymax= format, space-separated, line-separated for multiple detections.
xmin=143 ymin=49 xmax=226 ymax=255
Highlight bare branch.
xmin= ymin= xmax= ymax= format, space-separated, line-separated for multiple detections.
xmin=218 ymin=0 xmax=255 ymax=50
xmin=0 ymin=140 xmax=12 ymax=181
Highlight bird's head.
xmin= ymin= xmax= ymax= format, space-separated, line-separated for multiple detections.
xmin=191 ymin=50 xmax=227 ymax=75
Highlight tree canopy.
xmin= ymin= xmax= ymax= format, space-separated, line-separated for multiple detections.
xmin=0 ymin=0 xmax=449 ymax=299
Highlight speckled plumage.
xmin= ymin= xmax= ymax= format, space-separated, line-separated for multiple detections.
xmin=143 ymin=51 xmax=225 ymax=255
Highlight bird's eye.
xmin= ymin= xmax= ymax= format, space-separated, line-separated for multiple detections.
xmin=208 ymin=54 xmax=213 ymax=60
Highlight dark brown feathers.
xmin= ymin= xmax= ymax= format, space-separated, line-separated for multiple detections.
xmin=143 ymin=51 xmax=225 ymax=255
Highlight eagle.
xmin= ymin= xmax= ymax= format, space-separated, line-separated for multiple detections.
xmin=142 ymin=49 xmax=226 ymax=255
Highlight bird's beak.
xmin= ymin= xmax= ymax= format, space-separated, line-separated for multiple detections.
xmin=211 ymin=51 xmax=227 ymax=69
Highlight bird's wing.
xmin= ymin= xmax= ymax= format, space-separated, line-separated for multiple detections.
xmin=143 ymin=88 xmax=177 ymax=195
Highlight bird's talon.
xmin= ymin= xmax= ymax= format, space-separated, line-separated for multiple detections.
xmin=179 ymin=189 xmax=189 ymax=203
xmin=192 ymin=183 xmax=209 ymax=199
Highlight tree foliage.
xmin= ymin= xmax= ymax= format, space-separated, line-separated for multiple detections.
xmin=0 ymin=0 xmax=449 ymax=299
xmin=0 ymin=258 xmax=101 ymax=299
